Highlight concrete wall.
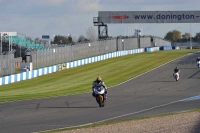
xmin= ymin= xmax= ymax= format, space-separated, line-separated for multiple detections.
xmin=140 ymin=37 xmax=151 ymax=48
xmin=154 ymin=38 xmax=171 ymax=46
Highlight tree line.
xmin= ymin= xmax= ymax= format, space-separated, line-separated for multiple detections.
xmin=52 ymin=27 xmax=97 ymax=45
xmin=164 ymin=30 xmax=200 ymax=42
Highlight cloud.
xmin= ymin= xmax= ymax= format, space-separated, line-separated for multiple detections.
xmin=77 ymin=0 xmax=102 ymax=12
xmin=47 ymin=0 xmax=66 ymax=4
xmin=139 ymin=0 xmax=200 ymax=6
xmin=99 ymin=0 xmax=144 ymax=5
xmin=0 ymin=0 xmax=200 ymax=40
xmin=31 ymin=0 xmax=68 ymax=6
xmin=0 ymin=0 xmax=68 ymax=7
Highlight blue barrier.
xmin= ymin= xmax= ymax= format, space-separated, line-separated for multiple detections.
xmin=172 ymin=46 xmax=180 ymax=49
xmin=160 ymin=46 xmax=172 ymax=50
xmin=145 ymin=47 xmax=160 ymax=52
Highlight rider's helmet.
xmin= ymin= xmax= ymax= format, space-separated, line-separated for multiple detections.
xmin=96 ymin=77 xmax=102 ymax=83
xmin=175 ymin=67 xmax=178 ymax=69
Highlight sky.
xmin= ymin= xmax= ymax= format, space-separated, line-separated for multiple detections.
xmin=0 ymin=0 xmax=200 ymax=41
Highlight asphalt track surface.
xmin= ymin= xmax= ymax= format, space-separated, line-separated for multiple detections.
xmin=1 ymin=52 xmax=200 ymax=133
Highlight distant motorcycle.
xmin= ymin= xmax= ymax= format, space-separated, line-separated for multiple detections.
xmin=94 ymin=86 xmax=106 ymax=107
xmin=197 ymin=61 xmax=200 ymax=68
xmin=174 ymin=73 xmax=179 ymax=81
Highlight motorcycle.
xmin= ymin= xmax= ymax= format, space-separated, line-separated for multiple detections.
xmin=94 ymin=86 xmax=106 ymax=107
xmin=174 ymin=72 xmax=179 ymax=81
xmin=197 ymin=61 xmax=200 ymax=68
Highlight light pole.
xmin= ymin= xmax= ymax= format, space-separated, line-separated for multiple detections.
xmin=8 ymin=32 xmax=10 ymax=52
xmin=53 ymin=35 xmax=56 ymax=45
xmin=19 ymin=38 xmax=21 ymax=57
xmin=70 ymin=44 xmax=72 ymax=63
xmin=190 ymin=23 xmax=192 ymax=49
xmin=88 ymin=43 xmax=91 ymax=58
xmin=10 ymin=33 xmax=13 ymax=52
xmin=186 ymin=37 xmax=189 ymax=47
xmin=2 ymin=33 xmax=9 ymax=52
xmin=0 ymin=32 xmax=2 ymax=54
xmin=122 ymin=39 xmax=124 ymax=50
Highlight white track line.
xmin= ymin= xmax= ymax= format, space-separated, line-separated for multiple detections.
xmin=110 ymin=53 xmax=193 ymax=88
xmin=38 ymin=99 xmax=183 ymax=133
xmin=37 ymin=52 xmax=200 ymax=133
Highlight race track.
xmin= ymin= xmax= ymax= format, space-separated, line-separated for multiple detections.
xmin=1 ymin=52 xmax=200 ymax=133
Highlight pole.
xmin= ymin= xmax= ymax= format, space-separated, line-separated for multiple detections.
xmin=20 ymin=41 xmax=21 ymax=57
xmin=1 ymin=32 xmax=2 ymax=54
xmin=9 ymin=32 xmax=10 ymax=52
xmin=190 ymin=23 xmax=192 ymax=49
xmin=11 ymin=35 xmax=12 ymax=52
xmin=36 ymin=49 xmax=37 ymax=69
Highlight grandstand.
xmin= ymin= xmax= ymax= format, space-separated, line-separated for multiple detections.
xmin=0 ymin=32 xmax=45 ymax=55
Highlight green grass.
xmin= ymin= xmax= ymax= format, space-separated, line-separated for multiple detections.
xmin=15 ymin=68 xmax=20 ymax=74
xmin=0 ymin=49 xmax=199 ymax=102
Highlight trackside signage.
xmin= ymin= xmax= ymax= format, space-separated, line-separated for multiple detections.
xmin=98 ymin=11 xmax=200 ymax=23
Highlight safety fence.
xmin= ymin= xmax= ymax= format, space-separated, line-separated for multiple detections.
xmin=28 ymin=36 xmax=170 ymax=70
xmin=0 ymin=54 xmax=15 ymax=77
xmin=0 ymin=36 xmax=170 ymax=77
xmin=172 ymin=42 xmax=200 ymax=48
xmin=0 ymin=47 xmax=148 ymax=86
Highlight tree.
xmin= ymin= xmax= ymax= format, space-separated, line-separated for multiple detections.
xmin=194 ymin=32 xmax=200 ymax=42
xmin=172 ymin=30 xmax=181 ymax=41
xmin=78 ymin=35 xmax=88 ymax=42
xmin=182 ymin=32 xmax=191 ymax=39
xmin=53 ymin=35 xmax=70 ymax=44
xmin=164 ymin=31 xmax=173 ymax=41
xmin=181 ymin=32 xmax=191 ymax=42
xmin=68 ymin=36 xmax=72 ymax=42
xmin=164 ymin=30 xmax=181 ymax=41
xmin=35 ymin=38 xmax=40 ymax=43
xmin=25 ymin=37 xmax=34 ymax=42
xmin=72 ymin=36 xmax=77 ymax=42
xmin=86 ymin=27 xmax=97 ymax=41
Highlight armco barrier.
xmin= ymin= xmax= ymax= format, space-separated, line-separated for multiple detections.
xmin=0 ymin=66 xmax=58 ymax=85
xmin=172 ymin=46 xmax=180 ymax=50
xmin=0 ymin=48 xmax=156 ymax=86
xmin=160 ymin=46 xmax=172 ymax=50
xmin=145 ymin=47 xmax=160 ymax=52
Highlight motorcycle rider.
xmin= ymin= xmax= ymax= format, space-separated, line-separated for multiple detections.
xmin=173 ymin=67 xmax=180 ymax=77
xmin=92 ymin=77 xmax=108 ymax=100
xmin=196 ymin=57 xmax=200 ymax=64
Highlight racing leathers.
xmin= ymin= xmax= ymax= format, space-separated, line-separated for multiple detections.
xmin=173 ymin=68 xmax=180 ymax=77
xmin=92 ymin=80 xmax=107 ymax=100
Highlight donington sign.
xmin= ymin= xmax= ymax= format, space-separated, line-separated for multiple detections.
xmin=98 ymin=11 xmax=200 ymax=23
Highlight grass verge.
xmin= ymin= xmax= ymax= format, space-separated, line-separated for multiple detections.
xmin=0 ymin=49 xmax=199 ymax=102
xmin=41 ymin=108 xmax=200 ymax=133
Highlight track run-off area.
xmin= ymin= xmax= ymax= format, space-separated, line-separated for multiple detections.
xmin=1 ymin=49 xmax=200 ymax=133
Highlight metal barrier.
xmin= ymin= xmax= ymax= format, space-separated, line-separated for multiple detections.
xmin=172 ymin=42 xmax=200 ymax=48
xmin=28 ymin=36 xmax=170 ymax=70
xmin=0 ymin=36 xmax=171 ymax=75
xmin=0 ymin=54 xmax=15 ymax=77
xmin=29 ymin=38 xmax=119 ymax=69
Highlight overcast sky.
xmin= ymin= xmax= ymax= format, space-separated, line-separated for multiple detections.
xmin=1 ymin=0 xmax=200 ymax=40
